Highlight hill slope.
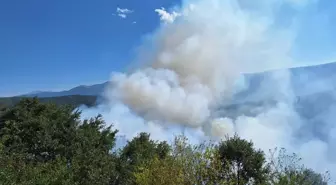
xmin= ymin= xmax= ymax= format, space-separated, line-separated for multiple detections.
xmin=0 ymin=95 xmax=98 ymax=110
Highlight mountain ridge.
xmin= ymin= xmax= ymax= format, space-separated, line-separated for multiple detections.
xmin=16 ymin=61 xmax=336 ymax=101
xmin=21 ymin=81 xmax=109 ymax=98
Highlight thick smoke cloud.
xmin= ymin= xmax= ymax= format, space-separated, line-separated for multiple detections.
xmin=107 ymin=0 xmax=299 ymax=137
xmin=109 ymin=0 xmax=295 ymax=127
xmin=81 ymin=0 xmax=336 ymax=180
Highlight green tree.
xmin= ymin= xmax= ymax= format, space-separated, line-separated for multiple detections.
xmin=134 ymin=135 xmax=236 ymax=185
xmin=217 ymin=134 xmax=270 ymax=184
xmin=116 ymin=132 xmax=171 ymax=184
xmin=0 ymin=153 xmax=76 ymax=185
xmin=70 ymin=115 xmax=119 ymax=185
xmin=268 ymin=148 xmax=329 ymax=185
xmin=170 ymin=135 xmax=231 ymax=185
xmin=134 ymin=156 xmax=185 ymax=185
xmin=0 ymin=98 xmax=81 ymax=162
xmin=0 ymin=98 xmax=119 ymax=185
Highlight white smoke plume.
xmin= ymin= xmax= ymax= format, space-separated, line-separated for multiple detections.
xmin=81 ymin=0 xmax=336 ymax=181
xmin=107 ymin=0 xmax=297 ymax=134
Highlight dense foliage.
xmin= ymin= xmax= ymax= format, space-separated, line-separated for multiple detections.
xmin=0 ymin=98 xmax=331 ymax=185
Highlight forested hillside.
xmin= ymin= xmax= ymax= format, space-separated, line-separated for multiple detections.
xmin=0 ymin=95 xmax=98 ymax=110
xmin=0 ymin=98 xmax=330 ymax=184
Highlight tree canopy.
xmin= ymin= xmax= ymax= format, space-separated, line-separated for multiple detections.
xmin=0 ymin=98 xmax=331 ymax=185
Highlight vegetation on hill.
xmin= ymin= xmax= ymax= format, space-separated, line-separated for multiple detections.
xmin=0 ymin=95 xmax=98 ymax=110
xmin=0 ymin=98 xmax=331 ymax=185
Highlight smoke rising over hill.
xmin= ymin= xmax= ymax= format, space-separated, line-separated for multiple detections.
xmin=81 ymin=0 xmax=336 ymax=180
xmin=109 ymin=0 xmax=296 ymax=129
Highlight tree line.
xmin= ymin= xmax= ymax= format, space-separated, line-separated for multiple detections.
xmin=0 ymin=98 xmax=331 ymax=185
xmin=0 ymin=95 xmax=98 ymax=110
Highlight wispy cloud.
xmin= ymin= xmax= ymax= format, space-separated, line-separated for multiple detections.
xmin=114 ymin=7 xmax=134 ymax=19
xmin=155 ymin=7 xmax=181 ymax=23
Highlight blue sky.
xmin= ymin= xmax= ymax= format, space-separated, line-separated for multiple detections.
xmin=0 ymin=0 xmax=180 ymax=96
xmin=0 ymin=0 xmax=335 ymax=96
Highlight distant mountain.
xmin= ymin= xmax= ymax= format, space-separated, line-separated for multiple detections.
xmin=22 ymin=82 xmax=109 ymax=98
